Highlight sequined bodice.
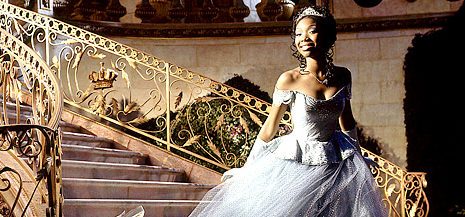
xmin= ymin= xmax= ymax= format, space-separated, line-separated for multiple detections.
xmin=269 ymin=86 xmax=356 ymax=165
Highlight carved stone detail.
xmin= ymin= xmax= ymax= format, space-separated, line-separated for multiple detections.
xmin=276 ymin=0 xmax=294 ymax=21
xmin=257 ymin=0 xmax=283 ymax=22
xmin=229 ymin=0 xmax=250 ymax=22
xmin=135 ymin=0 xmax=157 ymax=23
xmin=149 ymin=0 xmax=172 ymax=23
xmin=105 ymin=0 xmax=127 ymax=22
xmin=168 ymin=0 xmax=188 ymax=23
xmin=200 ymin=0 xmax=220 ymax=22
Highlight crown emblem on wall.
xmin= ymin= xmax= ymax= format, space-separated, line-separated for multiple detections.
xmin=89 ymin=62 xmax=118 ymax=89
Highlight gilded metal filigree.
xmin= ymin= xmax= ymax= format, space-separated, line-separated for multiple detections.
xmin=0 ymin=23 xmax=63 ymax=217
xmin=0 ymin=125 xmax=61 ymax=217
xmin=0 ymin=166 xmax=21 ymax=217
xmin=363 ymin=150 xmax=429 ymax=216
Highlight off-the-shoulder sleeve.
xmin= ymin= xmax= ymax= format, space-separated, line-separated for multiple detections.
xmin=272 ymin=88 xmax=295 ymax=106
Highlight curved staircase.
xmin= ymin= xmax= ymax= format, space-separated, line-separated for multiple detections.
xmin=59 ymin=120 xmax=215 ymax=216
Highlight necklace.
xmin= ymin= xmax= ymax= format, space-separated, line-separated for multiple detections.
xmin=299 ymin=69 xmax=326 ymax=85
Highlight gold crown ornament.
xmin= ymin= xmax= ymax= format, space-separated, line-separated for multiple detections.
xmin=89 ymin=62 xmax=118 ymax=89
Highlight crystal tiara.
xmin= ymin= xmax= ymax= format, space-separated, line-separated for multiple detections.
xmin=296 ymin=6 xmax=325 ymax=22
xmin=299 ymin=7 xmax=325 ymax=18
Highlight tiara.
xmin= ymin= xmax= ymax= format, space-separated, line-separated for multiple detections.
xmin=296 ymin=7 xmax=325 ymax=21
xmin=294 ymin=7 xmax=327 ymax=23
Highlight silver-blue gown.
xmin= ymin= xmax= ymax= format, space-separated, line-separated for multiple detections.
xmin=189 ymin=85 xmax=389 ymax=217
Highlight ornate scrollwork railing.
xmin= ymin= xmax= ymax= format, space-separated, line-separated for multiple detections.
xmin=0 ymin=2 xmax=428 ymax=216
xmin=0 ymin=125 xmax=62 ymax=217
xmin=0 ymin=24 xmax=63 ymax=217
xmin=0 ymin=1 xmax=289 ymax=171
xmin=363 ymin=150 xmax=429 ymax=217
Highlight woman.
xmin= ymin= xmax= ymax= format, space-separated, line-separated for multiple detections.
xmin=189 ymin=5 xmax=388 ymax=217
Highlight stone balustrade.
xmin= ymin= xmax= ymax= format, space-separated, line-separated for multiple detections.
xmin=48 ymin=0 xmax=310 ymax=23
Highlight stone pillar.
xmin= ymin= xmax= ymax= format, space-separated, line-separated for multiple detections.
xmin=120 ymin=0 xmax=142 ymax=23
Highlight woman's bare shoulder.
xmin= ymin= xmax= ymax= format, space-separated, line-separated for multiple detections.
xmin=275 ymin=68 xmax=300 ymax=90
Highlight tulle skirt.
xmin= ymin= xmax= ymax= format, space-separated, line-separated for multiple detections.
xmin=189 ymin=149 xmax=388 ymax=217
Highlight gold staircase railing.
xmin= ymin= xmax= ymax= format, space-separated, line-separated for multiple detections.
xmin=0 ymin=25 xmax=63 ymax=217
xmin=0 ymin=2 xmax=428 ymax=216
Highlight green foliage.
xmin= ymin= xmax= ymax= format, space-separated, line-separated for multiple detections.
xmin=169 ymin=97 xmax=266 ymax=169
xmin=131 ymin=74 xmax=272 ymax=172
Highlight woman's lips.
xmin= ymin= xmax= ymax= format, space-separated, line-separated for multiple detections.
xmin=300 ymin=45 xmax=314 ymax=51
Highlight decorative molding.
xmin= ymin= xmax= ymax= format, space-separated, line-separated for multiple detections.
xmin=65 ymin=12 xmax=454 ymax=37
xmin=337 ymin=12 xmax=453 ymax=32
xmin=68 ymin=21 xmax=292 ymax=37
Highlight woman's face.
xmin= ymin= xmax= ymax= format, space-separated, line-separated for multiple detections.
xmin=294 ymin=17 xmax=324 ymax=58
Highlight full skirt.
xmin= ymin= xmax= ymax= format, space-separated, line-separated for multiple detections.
xmin=189 ymin=145 xmax=388 ymax=217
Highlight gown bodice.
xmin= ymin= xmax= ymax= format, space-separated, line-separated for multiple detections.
xmin=266 ymin=86 xmax=357 ymax=165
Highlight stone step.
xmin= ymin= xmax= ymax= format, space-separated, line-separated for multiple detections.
xmin=62 ymin=160 xmax=186 ymax=182
xmin=62 ymin=144 xmax=149 ymax=165
xmin=62 ymin=132 xmax=116 ymax=148
xmin=62 ymin=178 xmax=214 ymax=200
xmin=63 ymin=199 xmax=202 ymax=217
xmin=1 ymin=112 xmax=32 ymax=124
xmin=1 ymin=102 xmax=33 ymax=124
xmin=0 ymin=101 xmax=33 ymax=114
xmin=2 ymin=111 xmax=90 ymax=135
xmin=60 ymin=121 xmax=94 ymax=134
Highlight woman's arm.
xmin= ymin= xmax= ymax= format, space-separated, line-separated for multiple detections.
xmin=258 ymin=71 xmax=296 ymax=142
xmin=339 ymin=100 xmax=356 ymax=132
xmin=339 ymin=101 xmax=364 ymax=156
xmin=340 ymin=101 xmax=379 ymax=168
xmin=338 ymin=67 xmax=358 ymax=146
xmin=257 ymin=104 xmax=289 ymax=142
xmin=338 ymin=67 xmax=360 ymax=152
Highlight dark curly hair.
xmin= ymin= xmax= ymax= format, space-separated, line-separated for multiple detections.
xmin=290 ymin=5 xmax=337 ymax=86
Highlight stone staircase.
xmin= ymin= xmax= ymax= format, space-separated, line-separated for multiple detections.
xmin=2 ymin=101 xmax=217 ymax=217
xmin=59 ymin=121 xmax=216 ymax=217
